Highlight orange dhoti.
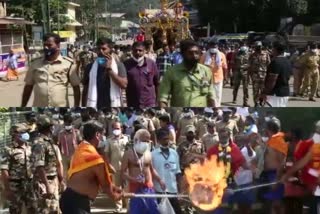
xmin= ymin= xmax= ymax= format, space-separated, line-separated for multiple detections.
xmin=6 ymin=68 xmax=19 ymax=81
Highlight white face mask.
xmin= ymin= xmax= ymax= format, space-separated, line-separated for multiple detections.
xmin=65 ymin=125 xmax=73 ymax=131
xmin=52 ymin=114 xmax=60 ymax=120
xmin=264 ymin=117 xmax=271 ymax=122
xmin=133 ymin=56 xmax=145 ymax=66
xmin=134 ymin=141 xmax=149 ymax=155
xmin=311 ymin=49 xmax=318 ymax=54
xmin=262 ymin=137 xmax=269 ymax=143
xmin=209 ymin=48 xmax=219 ymax=54
xmin=313 ymin=133 xmax=320 ymax=143
xmin=113 ymin=129 xmax=121 ymax=136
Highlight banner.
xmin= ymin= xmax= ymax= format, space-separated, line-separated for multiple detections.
xmin=53 ymin=31 xmax=75 ymax=38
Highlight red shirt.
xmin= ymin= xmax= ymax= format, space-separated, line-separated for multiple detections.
xmin=294 ymin=139 xmax=315 ymax=189
xmin=207 ymin=142 xmax=245 ymax=175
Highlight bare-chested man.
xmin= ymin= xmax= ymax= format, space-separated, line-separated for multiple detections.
xmin=59 ymin=121 xmax=122 ymax=214
xmin=260 ymin=120 xmax=288 ymax=214
xmin=121 ymin=129 xmax=165 ymax=214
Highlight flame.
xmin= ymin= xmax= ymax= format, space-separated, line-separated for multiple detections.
xmin=185 ymin=155 xmax=227 ymax=211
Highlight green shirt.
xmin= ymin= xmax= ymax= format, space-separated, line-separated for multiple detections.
xmin=159 ymin=63 xmax=215 ymax=107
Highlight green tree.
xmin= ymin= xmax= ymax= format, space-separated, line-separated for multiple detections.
xmin=193 ymin=0 xmax=310 ymax=33
xmin=7 ymin=0 xmax=69 ymax=32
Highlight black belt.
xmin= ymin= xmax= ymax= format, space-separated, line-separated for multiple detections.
xmin=47 ymin=175 xmax=57 ymax=180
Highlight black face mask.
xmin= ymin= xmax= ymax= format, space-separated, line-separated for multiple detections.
xmin=204 ymin=113 xmax=212 ymax=118
xmin=223 ymin=117 xmax=230 ymax=122
xmin=44 ymin=48 xmax=58 ymax=59
xmin=187 ymin=135 xmax=195 ymax=141
xmin=185 ymin=58 xmax=198 ymax=67
xmin=255 ymin=47 xmax=262 ymax=52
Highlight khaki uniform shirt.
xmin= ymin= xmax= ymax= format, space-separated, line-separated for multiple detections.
xmin=196 ymin=118 xmax=213 ymax=138
xmin=231 ymin=114 xmax=244 ymax=132
xmin=178 ymin=116 xmax=198 ymax=143
xmin=151 ymin=117 xmax=161 ymax=130
xmin=105 ymin=135 xmax=129 ymax=171
xmin=216 ymin=120 xmax=239 ymax=139
xmin=298 ymin=52 xmax=320 ymax=73
xmin=177 ymin=140 xmax=205 ymax=170
xmin=136 ymin=116 xmax=156 ymax=133
xmin=24 ymin=55 xmax=81 ymax=107
xmin=201 ymin=132 xmax=219 ymax=152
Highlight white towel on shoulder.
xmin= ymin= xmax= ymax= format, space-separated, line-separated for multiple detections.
xmin=110 ymin=56 xmax=121 ymax=107
xmin=87 ymin=56 xmax=121 ymax=107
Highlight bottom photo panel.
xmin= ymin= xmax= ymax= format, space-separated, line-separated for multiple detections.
xmin=0 ymin=107 xmax=320 ymax=214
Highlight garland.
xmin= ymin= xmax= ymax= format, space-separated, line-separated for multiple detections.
xmin=218 ymin=145 xmax=232 ymax=180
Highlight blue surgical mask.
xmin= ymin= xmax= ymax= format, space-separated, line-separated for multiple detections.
xmin=97 ymin=57 xmax=107 ymax=65
xmin=19 ymin=133 xmax=30 ymax=142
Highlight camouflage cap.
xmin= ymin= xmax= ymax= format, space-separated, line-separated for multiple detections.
xmin=11 ymin=123 xmax=29 ymax=133
xmin=186 ymin=125 xmax=196 ymax=134
xmin=37 ymin=115 xmax=53 ymax=127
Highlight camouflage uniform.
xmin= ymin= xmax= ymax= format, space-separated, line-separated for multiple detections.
xmin=249 ymin=51 xmax=271 ymax=105
xmin=31 ymin=116 xmax=60 ymax=214
xmin=177 ymin=125 xmax=205 ymax=172
xmin=233 ymin=51 xmax=250 ymax=106
xmin=0 ymin=123 xmax=36 ymax=214
xmin=299 ymin=51 xmax=320 ymax=100
xmin=177 ymin=113 xmax=198 ymax=144
xmin=77 ymin=51 xmax=97 ymax=78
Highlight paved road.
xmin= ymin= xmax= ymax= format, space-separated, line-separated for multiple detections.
xmin=0 ymin=194 xmax=122 ymax=214
xmin=0 ymin=73 xmax=319 ymax=107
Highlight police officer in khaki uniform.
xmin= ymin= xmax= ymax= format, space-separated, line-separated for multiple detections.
xmin=196 ymin=108 xmax=214 ymax=139
xmin=177 ymin=108 xmax=198 ymax=145
xmin=216 ymin=108 xmax=239 ymax=140
xmin=104 ymin=122 xmax=130 ymax=213
xmin=177 ymin=125 xmax=205 ymax=173
xmin=299 ymin=43 xmax=320 ymax=101
xmin=0 ymin=123 xmax=36 ymax=214
xmin=31 ymin=115 xmax=63 ymax=214
xmin=22 ymin=33 xmax=81 ymax=107
xmin=201 ymin=121 xmax=219 ymax=152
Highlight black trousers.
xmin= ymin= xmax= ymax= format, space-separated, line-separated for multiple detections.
xmin=60 ymin=188 xmax=91 ymax=214
xmin=156 ymin=192 xmax=183 ymax=214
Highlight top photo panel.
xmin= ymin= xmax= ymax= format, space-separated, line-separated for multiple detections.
xmin=0 ymin=0 xmax=320 ymax=108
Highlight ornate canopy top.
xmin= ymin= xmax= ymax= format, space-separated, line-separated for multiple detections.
xmin=138 ymin=0 xmax=191 ymax=50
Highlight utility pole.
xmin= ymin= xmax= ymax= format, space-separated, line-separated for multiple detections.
xmin=109 ymin=0 xmax=112 ymax=41
xmin=94 ymin=0 xmax=98 ymax=42
xmin=48 ymin=0 xmax=51 ymax=32
xmin=58 ymin=0 xmax=60 ymax=35
xmin=105 ymin=0 xmax=108 ymax=30
xmin=41 ymin=0 xmax=48 ymax=34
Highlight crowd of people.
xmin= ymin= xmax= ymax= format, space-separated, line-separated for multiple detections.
xmin=2 ymin=107 xmax=320 ymax=214
xmin=20 ymin=32 xmax=320 ymax=108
